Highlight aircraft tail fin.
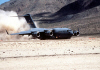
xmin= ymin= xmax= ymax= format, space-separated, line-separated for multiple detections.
xmin=24 ymin=14 xmax=37 ymax=28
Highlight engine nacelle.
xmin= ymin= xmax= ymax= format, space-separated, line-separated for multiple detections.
xmin=44 ymin=30 xmax=53 ymax=37
xmin=32 ymin=31 xmax=40 ymax=38
xmin=73 ymin=31 xmax=80 ymax=36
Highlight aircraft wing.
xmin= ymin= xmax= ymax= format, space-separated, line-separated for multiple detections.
xmin=6 ymin=30 xmax=32 ymax=35
xmin=6 ymin=28 xmax=54 ymax=39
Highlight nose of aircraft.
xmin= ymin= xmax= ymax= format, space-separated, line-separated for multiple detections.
xmin=73 ymin=31 xmax=80 ymax=36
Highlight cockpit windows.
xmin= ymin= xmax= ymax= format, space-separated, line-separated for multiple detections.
xmin=67 ymin=30 xmax=72 ymax=32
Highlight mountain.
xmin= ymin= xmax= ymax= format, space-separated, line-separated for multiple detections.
xmin=0 ymin=0 xmax=100 ymax=34
xmin=0 ymin=0 xmax=75 ymax=14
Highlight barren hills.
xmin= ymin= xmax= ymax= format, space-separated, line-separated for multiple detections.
xmin=0 ymin=0 xmax=100 ymax=34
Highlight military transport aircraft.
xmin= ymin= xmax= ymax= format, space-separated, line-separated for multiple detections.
xmin=6 ymin=14 xmax=80 ymax=40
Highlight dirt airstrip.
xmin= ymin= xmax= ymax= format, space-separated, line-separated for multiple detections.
xmin=0 ymin=36 xmax=100 ymax=70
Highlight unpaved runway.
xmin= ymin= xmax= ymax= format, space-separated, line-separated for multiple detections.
xmin=0 ymin=54 xmax=100 ymax=70
xmin=0 ymin=36 xmax=100 ymax=70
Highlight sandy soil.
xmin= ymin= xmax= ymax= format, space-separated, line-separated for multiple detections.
xmin=0 ymin=36 xmax=100 ymax=70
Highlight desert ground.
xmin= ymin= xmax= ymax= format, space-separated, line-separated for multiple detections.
xmin=0 ymin=35 xmax=100 ymax=70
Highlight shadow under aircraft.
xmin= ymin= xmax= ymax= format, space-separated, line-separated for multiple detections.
xmin=33 ymin=0 xmax=100 ymax=23
xmin=6 ymin=14 xmax=79 ymax=40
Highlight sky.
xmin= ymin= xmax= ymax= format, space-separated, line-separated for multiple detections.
xmin=0 ymin=0 xmax=10 ymax=5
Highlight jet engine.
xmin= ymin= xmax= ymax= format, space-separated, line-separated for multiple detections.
xmin=44 ymin=30 xmax=53 ymax=37
xmin=73 ymin=31 xmax=80 ymax=36
xmin=32 ymin=31 xmax=40 ymax=38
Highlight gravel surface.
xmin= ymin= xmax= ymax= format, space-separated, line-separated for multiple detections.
xmin=0 ymin=36 xmax=100 ymax=70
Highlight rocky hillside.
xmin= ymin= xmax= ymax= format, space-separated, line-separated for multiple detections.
xmin=0 ymin=0 xmax=100 ymax=34
xmin=0 ymin=0 xmax=75 ymax=14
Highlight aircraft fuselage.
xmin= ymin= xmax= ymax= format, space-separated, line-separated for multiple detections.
xmin=30 ymin=28 xmax=75 ymax=39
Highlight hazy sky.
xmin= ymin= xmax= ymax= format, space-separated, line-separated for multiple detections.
xmin=0 ymin=0 xmax=10 ymax=5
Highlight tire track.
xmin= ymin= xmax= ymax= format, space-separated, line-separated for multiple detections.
xmin=0 ymin=53 xmax=100 ymax=59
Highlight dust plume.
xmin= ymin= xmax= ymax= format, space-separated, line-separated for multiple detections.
xmin=34 ymin=21 xmax=39 ymax=28
xmin=0 ymin=9 xmax=31 ymax=41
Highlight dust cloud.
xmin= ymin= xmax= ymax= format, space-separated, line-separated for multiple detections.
xmin=0 ymin=9 xmax=31 ymax=41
